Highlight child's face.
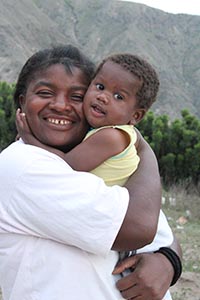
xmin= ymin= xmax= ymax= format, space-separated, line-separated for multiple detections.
xmin=83 ymin=60 xmax=143 ymax=128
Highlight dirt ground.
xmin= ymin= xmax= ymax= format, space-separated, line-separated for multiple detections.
xmin=170 ymin=271 xmax=200 ymax=300
xmin=165 ymin=205 xmax=200 ymax=300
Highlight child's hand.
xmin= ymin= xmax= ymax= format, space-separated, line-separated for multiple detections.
xmin=16 ymin=108 xmax=65 ymax=159
xmin=15 ymin=109 xmax=36 ymax=145
xmin=15 ymin=108 xmax=32 ymax=143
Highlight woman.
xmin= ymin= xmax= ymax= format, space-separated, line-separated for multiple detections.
xmin=0 ymin=44 xmax=181 ymax=300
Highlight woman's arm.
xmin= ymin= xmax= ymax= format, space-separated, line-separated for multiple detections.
xmin=112 ymin=129 xmax=161 ymax=250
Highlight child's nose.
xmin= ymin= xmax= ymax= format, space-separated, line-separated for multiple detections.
xmin=97 ymin=92 xmax=109 ymax=104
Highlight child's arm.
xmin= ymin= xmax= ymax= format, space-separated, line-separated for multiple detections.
xmin=65 ymin=127 xmax=130 ymax=171
xmin=16 ymin=110 xmax=130 ymax=170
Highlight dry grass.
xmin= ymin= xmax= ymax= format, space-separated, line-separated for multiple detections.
xmin=163 ymin=185 xmax=200 ymax=300
xmin=162 ymin=182 xmax=200 ymax=221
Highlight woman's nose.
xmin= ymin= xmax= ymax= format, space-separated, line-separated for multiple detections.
xmin=49 ymin=95 xmax=72 ymax=111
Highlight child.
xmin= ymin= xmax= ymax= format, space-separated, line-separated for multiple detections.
xmin=17 ymin=53 xmax=173 ymax=300
xmin=65 ymin=53 xmax=159 ymax=186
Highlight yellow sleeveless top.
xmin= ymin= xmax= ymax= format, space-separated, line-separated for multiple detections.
xmin=84 ymin=125 xmax=140 ymax=186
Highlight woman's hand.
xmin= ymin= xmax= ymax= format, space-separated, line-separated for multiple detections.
xmin=113 ymin=253 xmax=174 ymax=300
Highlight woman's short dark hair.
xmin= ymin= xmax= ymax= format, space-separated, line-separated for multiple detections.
xmin=14 ymin=44 xmax=96 ymax=108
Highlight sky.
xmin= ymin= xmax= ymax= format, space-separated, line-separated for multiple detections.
xmin=119 ymin=0 xmax=200 ymax=16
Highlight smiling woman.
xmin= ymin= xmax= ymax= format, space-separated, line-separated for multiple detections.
xmin=0 ymin=44 xmax=182 ymax=300
xmin=14 ymin=47 xmax=95 ymax=152
xmin=18 ymin=64 xmax=89 ymax=151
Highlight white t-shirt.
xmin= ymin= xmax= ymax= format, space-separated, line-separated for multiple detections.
xmin=0 ymin=140 xmax=129 ymax=300
xmin=129 ymin=209 xmax=173 ymax=300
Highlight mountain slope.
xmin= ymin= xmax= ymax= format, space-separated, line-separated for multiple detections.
xmin=0 ymin=0 xmax=200 ymax=119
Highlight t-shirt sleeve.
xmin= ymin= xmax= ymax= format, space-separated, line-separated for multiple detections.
xmin=6 ymin=155 xmax=129 ymax=256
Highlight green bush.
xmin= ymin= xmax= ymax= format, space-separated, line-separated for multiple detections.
xmin=137 ymin=110 xmax=200 ymax=187
xmin=0 ymin=82 xmax=16 ymax=151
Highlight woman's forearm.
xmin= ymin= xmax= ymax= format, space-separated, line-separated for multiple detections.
xmin=112 ymin=130 xmax=161 ymax=251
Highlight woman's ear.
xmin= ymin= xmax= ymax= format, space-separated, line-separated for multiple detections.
xmin=129 ymin=109 xmax=146 ymax=125
xmin=19 ymin=94 xmax=25 ymax=111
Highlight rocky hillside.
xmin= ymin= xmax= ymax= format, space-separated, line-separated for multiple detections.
xmin=0 ymin=0 xmax=200 ymax=119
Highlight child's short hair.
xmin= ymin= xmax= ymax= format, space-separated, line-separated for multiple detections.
xmin=96 ymin=53 xmax=160 ymax=110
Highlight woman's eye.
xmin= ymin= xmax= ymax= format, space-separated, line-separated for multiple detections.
xmin=37 ymin=90 xmax=53 ymax=97
xmin=96 ymin=83 xmax=104 ymax=90
xmin=71 ymin=94 xmax=84 ymax=102
xmin=114 ymin=93 xmax=123 ymax=100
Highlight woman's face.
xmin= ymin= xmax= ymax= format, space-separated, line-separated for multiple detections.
xmin=20 ymin=64 xmax=89 ymax=152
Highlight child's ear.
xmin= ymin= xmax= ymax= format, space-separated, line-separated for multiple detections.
xmin=129 ymin=109 xmax=146 ymax=125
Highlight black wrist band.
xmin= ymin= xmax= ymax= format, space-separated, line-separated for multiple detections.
xmin=154 ymin=247 xmax=182 ymax=286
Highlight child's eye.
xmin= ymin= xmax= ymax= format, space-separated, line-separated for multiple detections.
xmin=96 ymin=83 xmax=104 ymax=90
xmin=114 ymin=93 xmax=123 ymax=100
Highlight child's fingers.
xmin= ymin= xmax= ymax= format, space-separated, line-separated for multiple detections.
xmin=16 ymin=108 xmax=22 ymax=127
xmin=16 ymin=108 xmax=23 ymax=120
xmin=16 ymin=108 xmax=20 ymax=119
xmin=16 ymin=108 xmax=26 ymax=129
xmin=16 ymin=108 xmax=25 ymax=117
